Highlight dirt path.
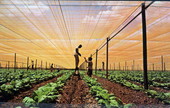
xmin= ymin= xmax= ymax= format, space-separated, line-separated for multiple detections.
xmin=56 ymin=75 xmax=99 ymax=107
xmin=94 ymin=76 xmax=162 ymax=105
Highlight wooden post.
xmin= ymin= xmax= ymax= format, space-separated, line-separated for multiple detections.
xmin=8 ymin=61 xmax=10 ymax=70
xmin=106 ymin=37 xmax=109 ymax=79
xmin=27 ymin=57 xmax=29 ymax=70
xmin=41 ymin=60 xmax=42 ymax=70
xmin=95 ymin=49 xmax=98 ymax=74
xmin=102 ymin=62 xmax=105 ymax=71
xmin=35 ymin=59 xmax=37 ymax=70
xmin=110 ymin=64 xmax=111 ymax=71
xmin=114 ymin=63 xmax=115 ymax=71
xmin=133 ymin=60 xmax=135 ymax=71
xmin=14 ymin=53 xmax=16 ymax=72
xmin=125 ymin=61 xmax=127 ymax=71
xmin=142 ymin=3 xmax=148 ymax=89
xmin=161 ymin=56 xmax=164 ymax=72
xmin=164 ymin=62 xmax=166 ymax=71
xmin=46 ymin=62 xmax=47 ymax=70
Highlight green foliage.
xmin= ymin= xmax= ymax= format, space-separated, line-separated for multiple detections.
xmin=0 ymin=84 xmax=14 ymax=95
xmin=22 ymin=70 xmax=74 ymax=107
xmin=23 ymin=97 xmax=36 ymax=107
xmin=0 ymin=69 xmax=64 ymax=96
xmin=94 ymin=70 xmax=170 ymax=105
xmin=80 ymin=71 xmax=127 ymax=108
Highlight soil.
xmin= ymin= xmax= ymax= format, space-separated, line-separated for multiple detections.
xmin=55 ymin=75 xmax=99 ymax=108
xmin=128 ymin=80 xmax=170 ymax=93
xmin=94 ymin=76 xmax=163 ymax=105
xmin=1 ymin=75 xmax=62 ymax=103
xmin=149 ymin=86 xmax=170 ymax=93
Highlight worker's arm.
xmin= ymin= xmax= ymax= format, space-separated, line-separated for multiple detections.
xmin=84 ymin=57 xmax=87 ymax=63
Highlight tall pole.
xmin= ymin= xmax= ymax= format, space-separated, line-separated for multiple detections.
xmin=114 ymin=63 xmax=115 ymax=71
xmin=125 ymin=61 xmax=127 ymax=71
xmin=35 ymin=59 xmax=37 ymax=70
xmin=14 ymin=53 xmax=16 ymax=72
xmin=27 ymin=57 xmax=29 ymax=70
xmin=142 ymin=3 xmax=148 ymax=89
xmin=133 ymin=60 xmax=135 ymax=71
xmin=164 ymin=62 xmax=166 ymax=71
xmin=110 ymin=64 xmax=111 ymax=70
xmin=161 ymin=56 xmax=164 ymax=72
xmin=8 ymin=61 xmax=10 ymax=70
xmin=46 ymin=62 xmax=47 ymax=70
xmin=41 ymin=60 xmax=42 ymax=70
xmin=106 ymin=37 xmax=109 ymax=79
xmin=95 ymin=49 xmax=98 ymax=74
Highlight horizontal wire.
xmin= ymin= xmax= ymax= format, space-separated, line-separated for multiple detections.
xmin=97 ymin=2 xmax=154 ymax=52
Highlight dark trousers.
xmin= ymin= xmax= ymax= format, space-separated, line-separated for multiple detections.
xmin=87 ymin=69 xmax=92 ymax=77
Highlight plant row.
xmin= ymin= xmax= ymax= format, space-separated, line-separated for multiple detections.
xmin=0 ymin=69 xmax=56 ymax=84
xmin=95 ymin=72 xmax=170 ymax=104
xmin=80 ymin=71 xmax=133 ymax=108
xmin=0 ymin=70 xmax=65 ymax=97
xmin=97 ymin=71 xmax=170 ymax=89
xmin=22 ymin=71 xmax=74 ymax=107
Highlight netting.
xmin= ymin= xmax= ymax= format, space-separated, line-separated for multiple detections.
xmin=0 ymin=1 xmax=169 ymax=69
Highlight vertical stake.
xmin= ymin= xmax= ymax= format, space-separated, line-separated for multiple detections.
xmin=164 ymin=62 xmax=166 ymax=71
xmin=35 ymin=59 xmax=37 ymax=70
xmin=106 ymin=37 xmax=109 ymax=79
xmin=142 ymin=3 xmax=148 ymax=89
xmin=125 ymin=61 xmax=127 ymax=71
xmin=41 ymin=60 xmax=42 ymax=70
xmin=14 ymin=53 xmax=16 ymax=72
xmin=95 ymin=49 xmax=98 ymax=74
xmin=114 ymin=63 xmax=115 ymax=71
xmin=8 ymin=61 xmax=10 ymax=70
xmin=46 ymin=62 xmax=47 ymax=70
xmin=110 ymin=64 xmax=111 ymax=70
xmin=27 ymin=57 xmax=29 ymax=70
xmin=133 ymin=60 xmax=135 ymax=71
xmin=161 ymin=56 xmax=164 ymax=72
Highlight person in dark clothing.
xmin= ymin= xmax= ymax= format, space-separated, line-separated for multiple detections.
xmin=74 ymin=44 xmax=82 ymax=73
xmin=51 ymin=63 xmax=54 ymax=72
xmin=31 ymin=60 xmax=34 ymax=70
xmin=84 ymin=56 xmax=93 ymax=77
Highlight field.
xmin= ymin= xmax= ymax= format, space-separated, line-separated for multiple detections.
xmin=0 ymin=69 xmax=170 ymax=108
xmin=0 ymin=0 xmax=170 ymax=108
